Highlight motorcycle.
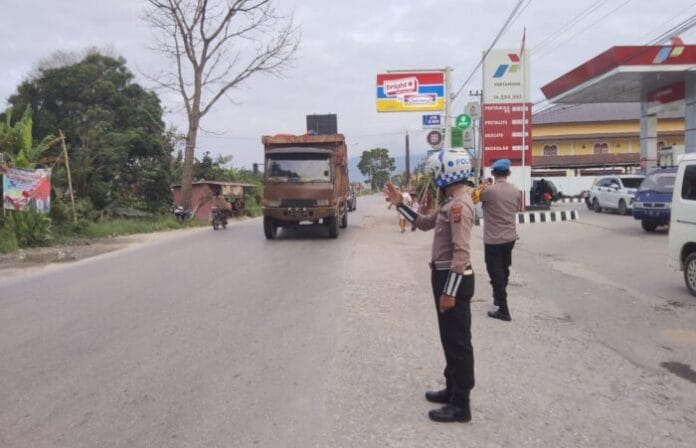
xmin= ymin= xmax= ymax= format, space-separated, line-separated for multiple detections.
xmin=174 ymin=206 xmax=192 ymax=222
xmin=211 ymin=207 xmax=228 ymax=230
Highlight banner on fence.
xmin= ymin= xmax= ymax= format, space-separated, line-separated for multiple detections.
xmin=2 ymin=167 xmax=51 ymax=212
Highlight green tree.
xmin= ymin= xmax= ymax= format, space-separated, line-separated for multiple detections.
xmin=357 ymin=147 xmax=395 ymax=191
xmin=5 ymin=52 xmax=174 ymax=212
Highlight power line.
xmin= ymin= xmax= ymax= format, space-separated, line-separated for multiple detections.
xmin=534 ymin=0 xmax=610 ymax=53
xmin=451 ymin=0 xmax=532 ymax=103
xmin=540 ymin=0 xmax=636 ymax=57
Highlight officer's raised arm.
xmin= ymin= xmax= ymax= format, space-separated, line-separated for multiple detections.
xmin=383 ymin=182 xmax=437 ymax=230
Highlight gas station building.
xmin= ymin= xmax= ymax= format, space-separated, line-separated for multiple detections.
xmin=540 ymin=41 xmax=696 ymax=172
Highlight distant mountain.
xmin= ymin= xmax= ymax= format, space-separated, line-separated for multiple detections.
xmin=348 ymin=151 xmax=428 ymax=182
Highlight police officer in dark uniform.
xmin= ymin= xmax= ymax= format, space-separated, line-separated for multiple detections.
xmin=384 ymin=149 xmax=476 ymax=423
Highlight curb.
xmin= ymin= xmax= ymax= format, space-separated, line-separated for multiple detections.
xmin=555 ymin=197 xmax=584 ymax=204
xmin=477 ymin=210 xmax=579 ymax=226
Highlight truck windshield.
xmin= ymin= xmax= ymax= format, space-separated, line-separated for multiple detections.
xmin=267 ymin=153 xmax=331 ymax=182
xmin=639 ymin=171 xmax=676 ymax=193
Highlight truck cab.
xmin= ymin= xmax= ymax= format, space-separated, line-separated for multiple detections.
xmin=668 ymin=152 xmax=696 ymax=296
xmin=262 ymin=134 xmax=349 ymax=239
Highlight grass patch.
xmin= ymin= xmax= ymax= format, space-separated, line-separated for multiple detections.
xmin=0 ymin=227 xmax=19 ymax=254
xmin=82 ymin=217 xmax=203 ymax=239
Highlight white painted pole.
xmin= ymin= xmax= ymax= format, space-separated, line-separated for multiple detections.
xmin=445 ymin=66 xmax=453 ymax=150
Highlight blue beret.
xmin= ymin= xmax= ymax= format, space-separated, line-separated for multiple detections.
xmin=491 ymin=159 xmax=511 ymax=172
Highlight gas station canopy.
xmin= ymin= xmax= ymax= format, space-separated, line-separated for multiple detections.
xmin=541 ymin=45 xmax=696 ymax=104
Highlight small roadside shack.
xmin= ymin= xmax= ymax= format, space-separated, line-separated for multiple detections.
xmin=171 ymin=181 xmax=256 ymax=221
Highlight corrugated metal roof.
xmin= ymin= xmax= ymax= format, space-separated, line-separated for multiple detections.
xmin=533 ymin=103 xmax=684 ymax=125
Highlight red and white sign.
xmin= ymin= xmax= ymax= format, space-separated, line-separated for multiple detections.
xmin=648 ymin=81 xmax=685 ymax=104
xmin=482 ymin=103 xmax=533 ymax=167
xmin=383 ymin=77 xmax=418 ymax=96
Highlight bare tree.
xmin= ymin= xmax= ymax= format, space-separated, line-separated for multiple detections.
xmin=144 ymin=0 xmax=299 ymax=209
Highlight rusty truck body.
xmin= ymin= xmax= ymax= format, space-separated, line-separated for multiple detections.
xmin=261 ymin=134 xmax=349 ymax=239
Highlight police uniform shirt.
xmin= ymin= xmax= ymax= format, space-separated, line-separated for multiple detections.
xmin=480 ymin=179 xmax=520 ymax=245
xmin=413 ymin=192 xmax=475 ymax=275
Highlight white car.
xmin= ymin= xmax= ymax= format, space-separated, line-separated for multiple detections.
xmin=589 ymin=175 xmax=645 ymax=215
xmin=668 ymin=152 xmax=696 ymax=297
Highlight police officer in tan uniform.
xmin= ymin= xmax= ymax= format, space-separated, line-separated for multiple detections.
xmin=478 ymin=159 xmax=521 ymax=321
xmin=384 ymin=149 xmax=475 ymax=423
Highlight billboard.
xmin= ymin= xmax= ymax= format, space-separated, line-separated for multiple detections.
xmin=2 ymin=167 xmax=51 ymax=212
xmin=483 ymin=49 xmax=530 ymax=104
xmin=376 ymin=72 xmax=445 ymax=112
xmin=482 ymin=103 xmax=532 ymax=167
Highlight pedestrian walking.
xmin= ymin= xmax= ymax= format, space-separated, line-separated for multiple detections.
xmin=477 ymin=159 xmax=521 ymax=321
xmin=384 ymin=149 xmax=476 ymax=423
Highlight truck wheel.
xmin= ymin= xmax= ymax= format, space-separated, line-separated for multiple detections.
xmin=263 ymin=217 xmax=277 ymax=240
xmin=326 ymin=216 xmax=339 ymax=238
xmin=685 ymin=252 xmax=696 ymax=297
xmin=340 ymin=211 xmax=348 ymax=229
xmin=641 ymin=219 xmax=658 ymax=232
xmin=593 ymin=198 xmax=602 ymax=213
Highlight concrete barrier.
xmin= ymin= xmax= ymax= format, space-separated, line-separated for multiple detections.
xmin=477 ymin=210 xmax=579 ymax=226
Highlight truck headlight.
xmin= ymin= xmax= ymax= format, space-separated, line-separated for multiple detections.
xmin=317 ymin=199 xmax=329 ymax=206
xmin=633 ymin=202 xmax=643 ymax=208
xmin=664 ymin=202 xmax=671 ymax=209
xmin=264 ymin=199 xmax=281 ymax=207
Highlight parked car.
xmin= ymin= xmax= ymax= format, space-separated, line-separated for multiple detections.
xmin=588 ymin=175 xmax=644 ymax=215
xmin=632 ymin=167 xmax=678 ymax=231
xmin=668 ymin=152 xmax=696 ymax=297
xmin=346 ymin=188 xmax=357 ymax=212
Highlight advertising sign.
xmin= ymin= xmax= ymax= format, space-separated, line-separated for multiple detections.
xmin=2 ymin=167 xmax=51 ymax=212
xmin=482 ymin=49 xmax=530 ymax=104
xmin=465 ymin=102 xmax=480 ymax=119
xmin=426 ymin=130 xmax=443 ymax=146
xmin=481 ymin=103 xmax=532 ymax=167
xmin=376 ymin=72 xmax=445 ymax=112
xmin=455 ymin=114 xmax=472 ymax=130
xmin=422 ymin=114 xmax=442 ymax=128
xmin=462 ymin=128 xmax=475 ymax=149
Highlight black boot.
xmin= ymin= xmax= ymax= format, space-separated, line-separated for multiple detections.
xmin=425 ymin=388 xmax=451 ymax=404
xmin=428 ymin=403 xmax=471 ymax=423
xmin=487 ymin=309 xmax=511 ymax=321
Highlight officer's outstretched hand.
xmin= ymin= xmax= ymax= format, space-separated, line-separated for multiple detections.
xmin=439 ymin=294 xmax=456 ymax=313
xmin=383 ymin=182 xmax=403 ymax=207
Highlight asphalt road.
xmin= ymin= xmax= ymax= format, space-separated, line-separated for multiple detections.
xmin=1 ymin=195 xmax=695 ymax=447
xmin=0 ymin=204 xmax=369 ymax=448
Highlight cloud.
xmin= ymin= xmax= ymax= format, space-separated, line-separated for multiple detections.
xmin=0 ymin=0 xmax=691 ymax=170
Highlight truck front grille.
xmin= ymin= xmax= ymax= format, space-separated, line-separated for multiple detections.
xmin=281 ymin=199 xmax=318 ymax=207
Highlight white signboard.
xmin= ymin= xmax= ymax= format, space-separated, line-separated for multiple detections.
xmin=463 ymin=128 xmax=475 ymax=148
xmin=482 ymin=49 xmax=530 ymax=104
xmin=465 ymin=102 xmax=480 ymax=120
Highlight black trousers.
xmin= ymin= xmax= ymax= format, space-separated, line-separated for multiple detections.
xmin=484 ymin=241 xmax=516 ymax=313
xmin=431 ymin=269 xmax=475 ymax=405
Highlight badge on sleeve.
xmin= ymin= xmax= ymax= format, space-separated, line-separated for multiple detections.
xmin=451 ymin=204 xmax=463 ymax=223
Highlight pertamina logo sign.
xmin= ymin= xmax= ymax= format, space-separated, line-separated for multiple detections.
xmin=493 ymin=53 xmax=520 ymax=78
xmin=653 ymin=45 xmax=685 ymax=64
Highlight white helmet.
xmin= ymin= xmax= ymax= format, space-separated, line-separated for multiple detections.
xmin=425 ymin=149 xmax=473 ymax=188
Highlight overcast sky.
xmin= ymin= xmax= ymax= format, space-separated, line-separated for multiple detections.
xmin=1 ymin=0 xmax=694 ymax=169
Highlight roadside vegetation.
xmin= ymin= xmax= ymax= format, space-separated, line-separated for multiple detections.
xmin=0 ymin=49 xmax=261 ymax=255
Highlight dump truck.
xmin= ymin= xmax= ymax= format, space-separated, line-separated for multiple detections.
xmin=261 ymin=133 xmax=349 ymax=239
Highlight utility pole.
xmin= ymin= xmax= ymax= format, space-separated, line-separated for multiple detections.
xmin=469 ymin=89 xmax=484 ymax=178
xmin=405 ymin=130 xmax=410 ymax=188
xmin=444 ymin=66 xmax=453 ymax=149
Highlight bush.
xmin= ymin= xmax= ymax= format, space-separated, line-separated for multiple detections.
xmin=5 ymin=209 xmax=52 ymax=247
xmin=0 ymin=227 xmax=19 ymax=253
